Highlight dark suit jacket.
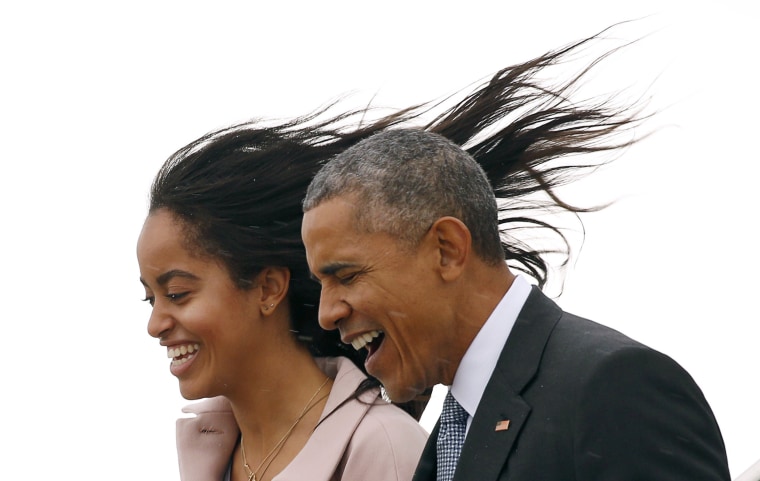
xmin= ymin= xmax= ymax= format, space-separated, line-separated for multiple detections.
xmin=412 ymin=287 xmax=730 ymax=480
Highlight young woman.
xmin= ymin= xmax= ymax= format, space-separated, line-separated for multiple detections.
xmin=137 ymin=27 xmax=646 ymax=481
xmin=137 ymin=123 xmax=429 ymax=481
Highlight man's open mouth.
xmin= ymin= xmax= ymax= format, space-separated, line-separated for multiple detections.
xmin=351 ymin=330 xmax=384 ymax=356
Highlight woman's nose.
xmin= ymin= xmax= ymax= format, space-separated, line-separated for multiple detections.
xmin=147 ymin=303 xmax=174 ymax=339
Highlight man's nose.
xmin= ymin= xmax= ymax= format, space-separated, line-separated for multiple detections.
xmin=317 ymin=288 xmax=350 ymax=331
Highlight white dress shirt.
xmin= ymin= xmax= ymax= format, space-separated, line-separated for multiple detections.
xmin=450 ymin=275 xmax=532 ymax=434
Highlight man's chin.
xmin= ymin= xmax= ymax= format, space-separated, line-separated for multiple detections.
xmin=379 ymin=383 xmax=423 ymax=404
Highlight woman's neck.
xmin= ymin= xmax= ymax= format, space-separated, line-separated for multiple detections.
xmin=227 ymin=344 xmax=333 ymax=481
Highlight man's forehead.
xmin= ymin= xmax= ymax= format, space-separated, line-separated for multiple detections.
xmin=303 ymin=195 xmax=401 ymax=268
xmin=303 ymin=197 xmax=358 ymax=254
xmin=304 ymin=196 xmax=358 ymax=230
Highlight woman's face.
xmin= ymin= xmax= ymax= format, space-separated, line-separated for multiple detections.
xmin=137 ymin=209 xmax=263 ymax=400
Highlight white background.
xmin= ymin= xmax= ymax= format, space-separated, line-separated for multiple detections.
xmin=1 ymin=1 xmax=757 ymax=479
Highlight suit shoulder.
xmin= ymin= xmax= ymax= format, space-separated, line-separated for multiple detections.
xmin=551 ymin=310 xmax=651 ymax=357
xmin=538 ymin=310 xmax=702 ymax=393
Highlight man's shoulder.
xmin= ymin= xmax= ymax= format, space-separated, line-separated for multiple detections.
xmin=519 ymin=287 xmax=649 ymax=355
xmin=555 ymin=310 xmax=643 ymax=347
xmin=538 ymin=308 xmax=695 ymax=390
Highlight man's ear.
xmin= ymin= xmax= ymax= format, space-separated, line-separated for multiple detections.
xmin=254 ymin=266 xmax=291 ymax=316
xmin=428 ymin=216 xmax=471 ymax=282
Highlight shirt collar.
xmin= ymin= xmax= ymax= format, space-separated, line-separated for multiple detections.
xmin=450 ymin=275 xmax=532 ymax=419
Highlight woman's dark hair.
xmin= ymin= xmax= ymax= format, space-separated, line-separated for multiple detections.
xmin=149 ymin=25 xmax=647 ymax=418
xmin=149 ymin=126 xmax=353 ymax=357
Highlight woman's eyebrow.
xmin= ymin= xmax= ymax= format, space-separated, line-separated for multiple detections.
xmin=140 ymin=269 xmax=200 ymax=287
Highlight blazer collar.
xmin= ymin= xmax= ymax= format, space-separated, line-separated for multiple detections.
xmin=175 ymin=357 xmax=378 ymax=481
xmin=268 ymin=357 xmax=379 ymax=480
xmin=176 ymin=397 xmax=239 ymax=481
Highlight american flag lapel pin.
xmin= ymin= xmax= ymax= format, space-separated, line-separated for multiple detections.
xmin=495 ymin=420 xmax=510 ymax=431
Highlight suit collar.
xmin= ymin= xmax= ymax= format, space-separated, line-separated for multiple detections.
xmin=494 ymin=286 xmax=562 ymax=393
xmin=452 ymin=275 xmax=532 ymax=418
xmin=456 ymin=287 xmax=562 ymax=481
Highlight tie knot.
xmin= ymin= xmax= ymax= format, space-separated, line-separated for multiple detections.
xmin=441 ymin=391 xmax=468 ymax=425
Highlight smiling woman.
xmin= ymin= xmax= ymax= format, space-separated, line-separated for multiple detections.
xmin=136 ymin=125 xmax=431 ymax=481
xmin=138 ymin=210 xmax=273 ymax=400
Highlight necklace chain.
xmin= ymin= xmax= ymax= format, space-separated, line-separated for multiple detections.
xmin=241 ymin=376 xmax=330 ymax=481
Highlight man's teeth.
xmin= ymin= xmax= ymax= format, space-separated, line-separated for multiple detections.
xmin=351 ymin=331 xmax=381 ymax=351
xmin=167 ymin=343 xmax=200 ymax=362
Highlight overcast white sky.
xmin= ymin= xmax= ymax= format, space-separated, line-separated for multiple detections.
xmin=1 ymin=1 xmax=757 ymax=479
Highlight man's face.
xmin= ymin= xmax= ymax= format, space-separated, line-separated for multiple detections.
xmin=302 ymin=197 xmax=455 ymax=402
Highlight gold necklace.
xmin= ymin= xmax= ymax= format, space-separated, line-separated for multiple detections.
xmin=241 ymin=376 xmax=330 ymax=481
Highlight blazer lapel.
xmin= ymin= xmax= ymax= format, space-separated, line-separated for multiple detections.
xmin=454 ymin=287 xmax=562 ymax=481
xmin=276 ymin=357 xmax=375 ymax=480
xmin=176 ymin=397 xmax=239 ymax=481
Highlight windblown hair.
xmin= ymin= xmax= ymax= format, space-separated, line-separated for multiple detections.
xmin=303 ymin=27 xmax=648 ymax=287
xmin=149 ymin=127 xmax=350 ymax=358
xmin=149 ymin=25 xmax=647 ymax=417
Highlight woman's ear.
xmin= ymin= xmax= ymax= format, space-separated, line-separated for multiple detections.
xmin=255 ymin=266 xmax=291 ymax=316
xmin=428 ymin=216 xmax=471 ymax=282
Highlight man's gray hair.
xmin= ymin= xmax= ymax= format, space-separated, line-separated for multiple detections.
xmin=303 ymin=129 xmax=504 ymax=264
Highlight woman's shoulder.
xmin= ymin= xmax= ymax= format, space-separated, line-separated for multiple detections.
xmin=340 ymin=401 xmax=428 ymax=480
xmin=176 ymin=397 xmax=238 ymax=481
xmin=180 ymin=396 xmax=233 ymax=416
xmin=357 ymin=400 xmax=429 ymax=445
xmin=306 ymin=356 xmax=429 ymax=480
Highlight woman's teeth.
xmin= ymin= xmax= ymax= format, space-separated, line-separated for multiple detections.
xmin=167 ymin=343 xmax=200 ymax=364
xmin=351 ymin=331 xmax=381 ymax=351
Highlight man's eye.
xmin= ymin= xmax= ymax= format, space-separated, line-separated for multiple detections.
xmin=339 ymin=273 xmax=358 ymax=285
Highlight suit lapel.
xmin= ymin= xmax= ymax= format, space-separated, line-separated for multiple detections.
xmin=454 ymin=287 xmax=562 ymax=481
xmin=454 ymin=383 xmax=530 ymax=481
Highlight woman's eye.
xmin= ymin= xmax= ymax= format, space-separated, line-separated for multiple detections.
xmin=166 ymin=292 xmax=189 ymax=301
xmin=142 ymin=296 xmax=155 ymax=307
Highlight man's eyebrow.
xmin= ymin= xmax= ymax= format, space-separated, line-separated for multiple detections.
xmin=140 ymin=269 xmax=200 ymax=287
xmin=316 ymin=262 xmax=357 ymax=277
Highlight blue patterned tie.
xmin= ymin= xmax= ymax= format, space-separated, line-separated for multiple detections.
xmin=436 ymin=391 xmax=468 ymax=481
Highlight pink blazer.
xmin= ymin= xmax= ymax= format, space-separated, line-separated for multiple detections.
xmin=176 ymin=357 xmax=428 ymax=481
